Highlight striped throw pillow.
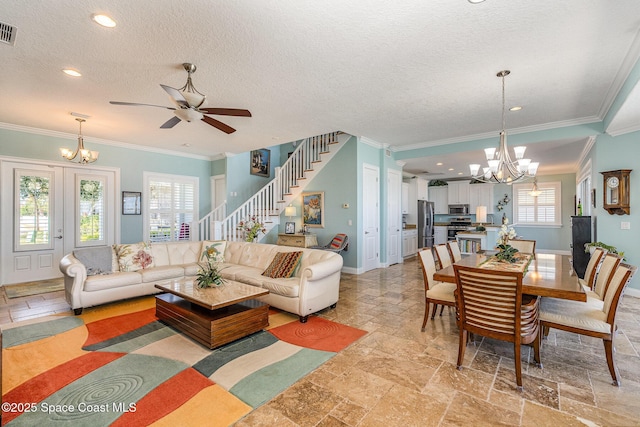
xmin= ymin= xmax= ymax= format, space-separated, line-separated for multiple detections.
xmin=262 ymin=251 xmax=303 ymax=278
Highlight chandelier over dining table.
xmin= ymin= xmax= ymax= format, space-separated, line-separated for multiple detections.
xmin=469 ymin=70 xmax=539 ymax=184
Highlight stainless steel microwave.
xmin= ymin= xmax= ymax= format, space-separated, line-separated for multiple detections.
xmin=448 ymin=204 xmax=470 ymax=215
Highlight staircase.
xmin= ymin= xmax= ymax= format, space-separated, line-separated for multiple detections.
xmin=196 ymin=131 xmax=350 ymax=242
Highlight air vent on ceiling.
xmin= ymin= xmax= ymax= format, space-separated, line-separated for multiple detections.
xmin=0 ymin=21 xmax=17 ymax=46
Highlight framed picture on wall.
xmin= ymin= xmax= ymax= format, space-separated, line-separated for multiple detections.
xmin=302 ymin=191 xmax=324 ymax=228
xmin=122 ymin=191 xmax=141 ymax=215
xmin=250 ymin=148 xmax=270 ymax=177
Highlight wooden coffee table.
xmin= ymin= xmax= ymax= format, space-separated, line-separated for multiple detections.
xmin=154 ymin=277 xmax=269 ymax=349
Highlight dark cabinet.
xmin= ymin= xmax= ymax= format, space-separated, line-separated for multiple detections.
xmin=571 ymin=216 xmax=592 ymax=278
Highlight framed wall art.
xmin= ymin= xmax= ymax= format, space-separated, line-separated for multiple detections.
xmin=122 ymin=191 xmax=141 ymax=215
xmin=302 ymin=191 xmax=324 ymax=228
xmin=285 ymin=221 xmax=295 ymax=234
xmin=250 ymin=148 xmax=270 ymax=177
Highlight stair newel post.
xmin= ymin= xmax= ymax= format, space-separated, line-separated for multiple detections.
xmin=275 ymin=166 xmax=282 ymax=209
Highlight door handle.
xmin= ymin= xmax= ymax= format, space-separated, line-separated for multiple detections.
xmin=365 ymin=231 xmax=370 ymax=234
xmin=54 ymin=235 xmax=63 ymax=239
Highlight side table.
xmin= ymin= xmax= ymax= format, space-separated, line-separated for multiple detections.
xmin=277 ymin=233 xmax=318 ymax=248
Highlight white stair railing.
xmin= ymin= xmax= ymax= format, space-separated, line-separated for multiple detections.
xmin=197 ymin=131 xmax=343 ymax=242
xmin=195 ymin=201 xmax=226 ymax=241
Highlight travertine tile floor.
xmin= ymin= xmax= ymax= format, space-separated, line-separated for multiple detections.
xmin=3 ymin=257 xmax=640 ymax=426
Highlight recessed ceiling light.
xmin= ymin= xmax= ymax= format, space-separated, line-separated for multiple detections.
xmin=436 ymin=162 xmax=443 ymax=166
xmin=63 ymin=69 xmax=82 ymax=77
xmin=458 ymin=172 xmax=464 ymax=175
xmin=448 ymin=168 xmax=454 ymax=171
xmin=92 ymin=14 xmax=116 ymax=28
xmin=509 ymin=106 xmax=522 ymax=111
xmin=468 ymin=0 xmax=486 ymax=3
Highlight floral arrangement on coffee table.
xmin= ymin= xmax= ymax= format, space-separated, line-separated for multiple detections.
xmin=195 ymin=244 xmax=226 ymax=288
xmin=237 ymin=216 xmax=266 ymax=242
xmin=495 ymin=220 xmax=519 ymax=263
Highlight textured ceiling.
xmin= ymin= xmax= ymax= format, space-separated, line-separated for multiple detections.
xmin=1 ymin=0 xmax=639 ymax=177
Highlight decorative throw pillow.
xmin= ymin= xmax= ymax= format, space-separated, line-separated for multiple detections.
xmin=262 ymin=251 xmax=303 ymax=279
xmin=201 ymin=240 xmax=227 ymax=263
xmin=330 ymin=234 xmax=347 ymax=250
xmin=114 ymin=242 xmax=154 ymax=272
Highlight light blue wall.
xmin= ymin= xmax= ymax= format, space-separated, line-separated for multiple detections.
xmin=277 ymin=137 xmax=358 ymax=269
xmin=225 ymin=145 xmax=282 ymax=213
xmin=0 ymin=128 xmax=213 ymax=244
xmin=591 ymin=130 xmax=640 ymax=289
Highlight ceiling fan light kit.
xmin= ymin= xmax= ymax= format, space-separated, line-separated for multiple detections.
xmin=109 ymin=63 xmax=251 ymax=134
xmin=60 ymin=118 xmax=99 ymax=164
xmin=469 ymin=70 xmax=539 ymax=184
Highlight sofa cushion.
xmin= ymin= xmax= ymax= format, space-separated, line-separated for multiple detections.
xmin=114 ymin=242 xmax=154 ymax=272
xmin=73 ymin=246 xmax=113 ymax=276
xmin=201 ymin=240 xmax=227 ymax=263
xmin=183 ymin=263 xmax=201 ymax=276
xmin=262 ymin=251 xmax=303 ymax=278
xmin=166 ymin=242 xmax=201 ymax=265
xmin=218 ymin=264 xmax=248 ymax=281
xmin=236 ymin=243 xmax=280 ymax=270
xmin=235 ymin=269 xmax=267 ymax=287
xmin=140 ymin=266 xmax=185 ymax=282
xmin=262 ymin=277 xmax=300 ymax=298
xmin=84 ymin=271 xmax=142 ymax=292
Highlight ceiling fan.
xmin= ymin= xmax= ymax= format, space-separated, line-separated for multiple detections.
xmin=109 ymin=63 xmax=251 ymax=134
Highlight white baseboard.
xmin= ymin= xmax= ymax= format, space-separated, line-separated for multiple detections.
xmin=625 ymin=288 xmax=640 ymax=298
xmin=341 ymin=266 xmax=362 ymax=275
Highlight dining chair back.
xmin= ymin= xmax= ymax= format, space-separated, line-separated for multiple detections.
xmin=580 ymin=247 xmax=607 ymax=291
xmin=454 ymin=265 xmax=540 ymax=390
xmin=447 ymin=240 xmax=462 ymax=263
xmin=540 ymin=263 xmax=636 ymax=386
xmin=509 ymin=239 xmax=536 ymax=255
xmin=435 ymin=244 xmax=452 ymax=269
xmin=594 ymin=254 xmax=622 ymax=299
xmin=418 ymin=249 xmax=456 ymax=331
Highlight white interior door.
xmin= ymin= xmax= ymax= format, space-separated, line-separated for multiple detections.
xmin=387 ymin=169 xmax=401 ymax=265
xmin=1 ymin=160 xmax=117 ymax=285
xmin=362 ymin=164 xmax=380 ymax=272
xmin=212 ymin=175 xmax=227 ymax=212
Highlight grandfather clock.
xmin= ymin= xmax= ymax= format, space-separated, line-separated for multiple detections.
xmin=601 ymin=169 xmax=631 ymax=215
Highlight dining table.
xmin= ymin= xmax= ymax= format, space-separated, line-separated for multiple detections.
xmin=433 ymin=252 xmax=586 ymax=302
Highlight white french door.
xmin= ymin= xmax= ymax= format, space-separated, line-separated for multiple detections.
xmin=0 ymin=159 xmax=117 ymax=285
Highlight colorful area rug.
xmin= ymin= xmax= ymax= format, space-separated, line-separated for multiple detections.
xmin=4 ymin=278 xmax=65 ymax=299
xmin=1 ymin=297 xmax=366 ymax=426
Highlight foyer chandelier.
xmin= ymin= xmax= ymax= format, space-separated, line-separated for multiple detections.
xmin=60 ymin=117 xmax=99 ymax=164
xmin=469 ymin=70 xmax=538 ymax=184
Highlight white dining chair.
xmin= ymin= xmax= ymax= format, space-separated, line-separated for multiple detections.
xmin=418 ymin=249 xmax=456 ymax=331
xmin=579 ymin=247 xmax=607 ymax=292
xmin=541 ymin=263 xmax=637 ymax=386
xmin=435 ymin=244 xmax=452 ymax=269
xmin=447 ymin=240 xmax=462 ymax=263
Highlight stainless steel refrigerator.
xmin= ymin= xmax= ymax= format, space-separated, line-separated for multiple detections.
xmin=417 ymin=200 xmax=435 ymax=248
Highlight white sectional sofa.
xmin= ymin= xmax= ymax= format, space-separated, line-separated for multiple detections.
xmin=59 ymin=240 xmax=343 ymax=322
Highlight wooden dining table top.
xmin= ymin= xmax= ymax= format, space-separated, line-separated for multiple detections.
xmin=433 ymin=253 xmax=587 ymax=302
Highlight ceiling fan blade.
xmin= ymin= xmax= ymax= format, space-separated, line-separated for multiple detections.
xmin=198 ymin=108 xmax=252 ymax=117
xmin=201 ymin=115 xmax=236 ymax=134
xmin=160 ymin=84 xmax=189 ymax=108
xmin=160 ymin=116 xmax=182 ymax=129
xmin=110 ymin=101 xmax=175 ymax=110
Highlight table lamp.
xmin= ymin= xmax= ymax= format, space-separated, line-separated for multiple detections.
xmin=476 ymin=205 xmax=487 ymax=231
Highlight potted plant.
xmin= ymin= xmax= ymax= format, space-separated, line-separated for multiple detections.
xmin=195 ymin=244 xmax=226 ymax=288
xmin=584 ymin=242 xmax=625 ymax=260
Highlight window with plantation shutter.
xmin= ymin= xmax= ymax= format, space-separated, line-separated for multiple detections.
xmin=143 ymin=172 xmax=198 ymax=242
xmin=513 ymin=181 xmax=561 ymax=226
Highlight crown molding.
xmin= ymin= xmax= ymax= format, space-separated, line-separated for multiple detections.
xmin=393 ymin=116 xmax=601 ymax=152
xmin=606 ymin=123 xmax=640 ymax=137
xmin=359 ymin=136 xmax=387 ymax=149
xmin=0 ymin=122 xmax=215 ymax=161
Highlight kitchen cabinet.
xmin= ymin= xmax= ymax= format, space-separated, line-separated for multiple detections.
xmin=447 ymin=181 xmax=470 ymax=205
xmin=402 ymin=229 xmax=418 ymax=257
xmin=469 ymin=183 xmax=495 ymax=215
xmin=434 ymin=225 xmax=448 ymax=245
xmin=416 ymin=178 xmax=428 ymax=200
xmin=401 ymin=182 xmax=409 ymax=214
xmin=456 ymin=233 xmax=486 ymax=254
xmin=430 ymin=187 xmax=448 ymax=214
